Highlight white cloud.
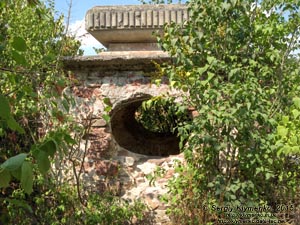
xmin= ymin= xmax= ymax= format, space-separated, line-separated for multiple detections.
xmin=68 ymin=19 xmax=104 ymax=55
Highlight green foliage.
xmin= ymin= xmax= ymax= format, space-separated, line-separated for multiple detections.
xmin=276 ymin=96 xmax=300 ymax=155
xmin=93 ymin=46 xmax=106 ymax=54
xmin=2 ymin=185 xmax=148 ymax=225
xmin=158 ymin=0 xmax=300 ymax=224
xmin=146 ymin=166 xmax=167 ymax=186
xmin=0 ymin=2 xmax=148 ymax=225
xmin=1 ymin=153 xmax=27 ymax=172
xmin=0 ymin=0 xmax=83 ymax=220
xmin=0 ymin=94 xmax=25 ymax=133
xmin=82 ymin=193 xmax=147 ymax=225
xmin=0 ymin=0 xmax=80 ymax=193
xmin=102 ymin=97 xmax=112 ymax=123
xmin=20 ymin=161 xmax=33 ymax=194
xmin=135 ymin=96 xmax=190 ymax=134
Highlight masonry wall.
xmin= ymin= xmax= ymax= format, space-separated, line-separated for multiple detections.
xmin=60 ymin=4 xmax=191 ymax=224
xmin=67 ymin=67 xmax=185 ymax=224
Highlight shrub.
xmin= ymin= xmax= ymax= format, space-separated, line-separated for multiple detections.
xmin=157 ymin=0 xmax=300 ymax=224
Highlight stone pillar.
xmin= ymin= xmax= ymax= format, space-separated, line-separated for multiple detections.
xmin=63 ymin=4 xmax=189 ymax=225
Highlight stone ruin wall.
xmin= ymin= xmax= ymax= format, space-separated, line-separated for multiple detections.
xmin=65 ymin=56 xmax=184 ymax=224
xmin=62 ymin=4 xmax=189 ymax=224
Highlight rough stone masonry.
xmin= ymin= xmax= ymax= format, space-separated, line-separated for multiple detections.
xmin=63 ymin=4 xmax=189 ymax=224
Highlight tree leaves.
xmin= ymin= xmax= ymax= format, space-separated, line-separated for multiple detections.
xmin=0 ymin=94 xmax=25 ymax=134
xmin=37 ymin=150 xmax=50 ymax=175
xmin=0 ymin=94 xmax=11 ymax=120
xmin=0 ymin=154 xmax=34 ymax=194
xmin=40 ymin=139 xmax=57 ymax=158
xmin=1 ymin=153 xmax=27 ymax=171
xmin=0 ymin=153 xmax=34 ymax=193
xmin=21 ymin=161 xmax=33 ymax=194
xmin=0 ymin=169 xmax=11 ymax=188
xmin=12 ymin=37 xmax=27 ymax=52
xmin=160 ymin=0 xmax=300 ymax=221
xmin=12 ymin=50 xmax=27 ymax=66
xmin=7 ymin=117 xmax=25 ymax=134
xmin=11 ymin=36 xmax=28 ymax=65
xmin=136 ymin=96 xmax=190 ymax=134
xmin=27 ymin=0 xmax=40 ymax=7
xmin=0 ymin=0 xmax=81 ymax=197
xmin=277 ymin=125 xmax=288 ymax=138
xmin=276 ymin=97 xmax=300 ymax=155
xmin=292 ymin=97 xmax=300 ymax=109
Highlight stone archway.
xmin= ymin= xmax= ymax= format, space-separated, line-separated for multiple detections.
xmin=110 ymin=93 xmax=180 ymax=157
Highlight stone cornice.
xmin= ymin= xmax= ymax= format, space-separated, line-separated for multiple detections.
xmin=86 ymin=4 xmax=188 ymax=30
xmin=85 ymin=4 xmax=188 ymax=50
xmin=62 ymin=51 xmax=171 ymax=72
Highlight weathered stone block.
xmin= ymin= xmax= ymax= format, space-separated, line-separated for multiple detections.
xmin=85 ymin=4 xmax=189 ymax=50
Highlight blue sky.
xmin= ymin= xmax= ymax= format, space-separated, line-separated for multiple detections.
xmin=54 ymin=0 xmax=142 ymax=23
xmin=54 ymin=0 xmax=143 ymax=55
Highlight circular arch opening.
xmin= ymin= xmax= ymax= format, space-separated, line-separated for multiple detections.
xmin=110 ymin=94 xmax=184 ymax=156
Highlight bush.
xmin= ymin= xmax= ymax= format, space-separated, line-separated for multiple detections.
xmin=2 ymin=184 xmax=148 ymax=225
xmin=0 ymin=2 xmax=148 ymax=225
xmin=158 ymin=0 xmax=300 ymax=224
xmin=135 ymin=96 xmax=190 ymax=134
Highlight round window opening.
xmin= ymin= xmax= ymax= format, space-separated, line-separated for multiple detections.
xmin=110 ymin=95 xmax=190 ymax=157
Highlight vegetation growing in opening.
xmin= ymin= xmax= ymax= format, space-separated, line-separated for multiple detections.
xmin=135 ymin=96 xmax=190 ymax=134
